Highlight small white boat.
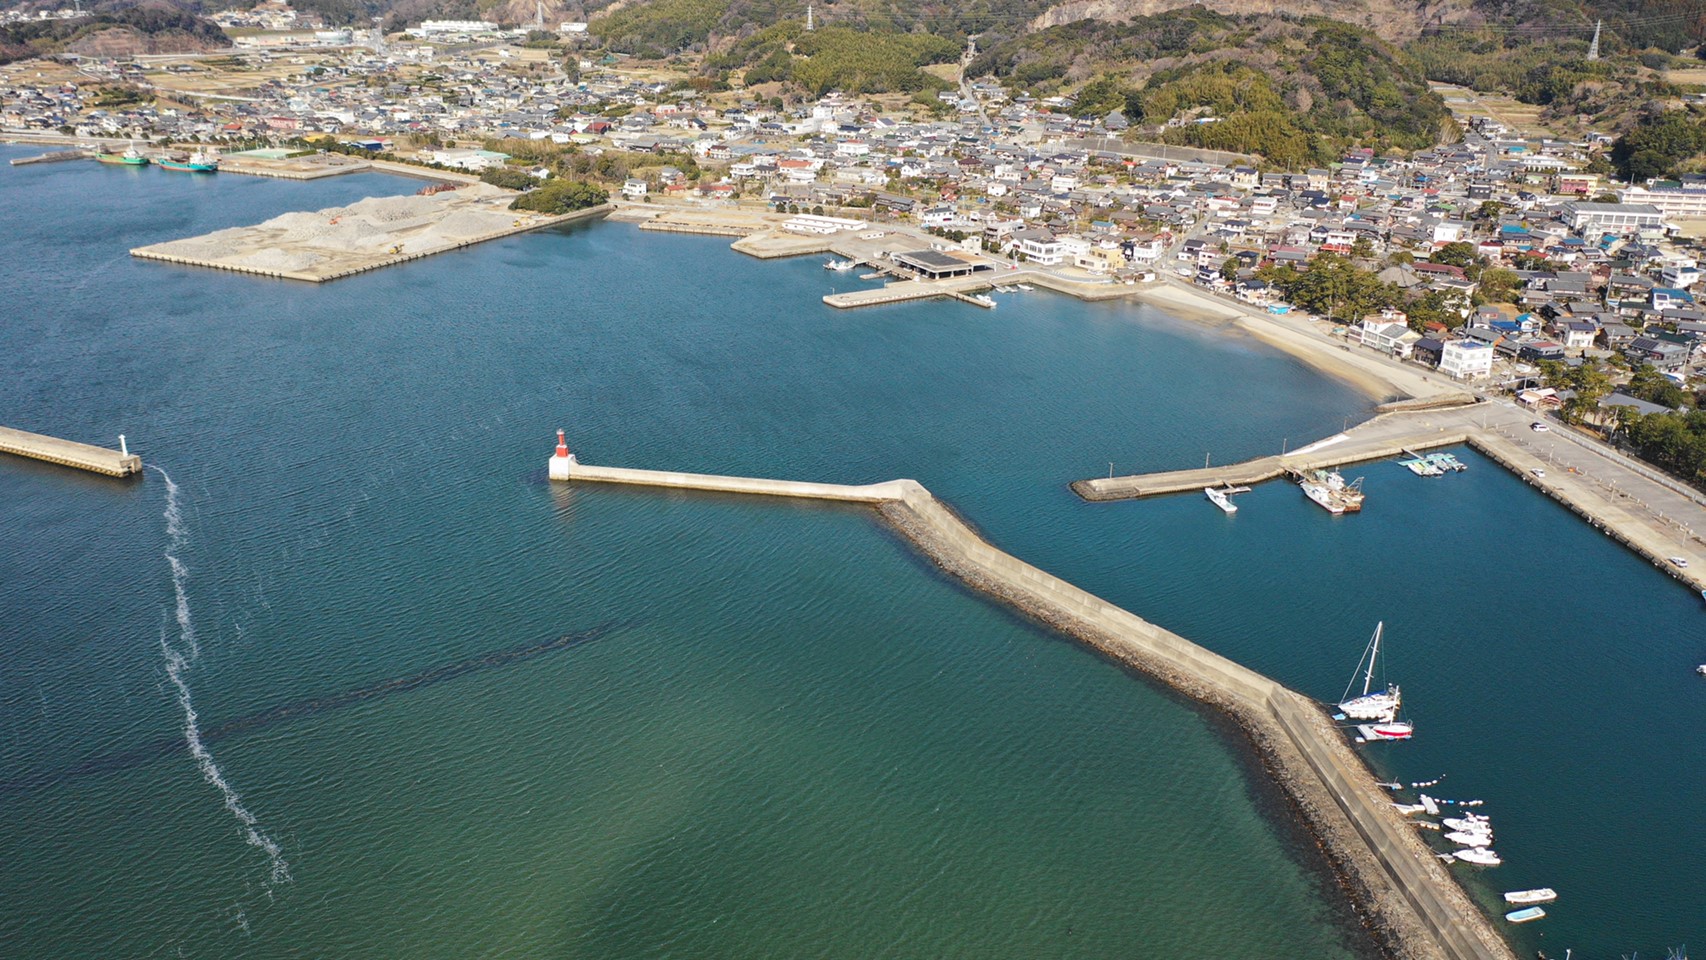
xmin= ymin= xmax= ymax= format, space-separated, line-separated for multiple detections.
xmin=1393 ymin=803 xmax=1429 ymax=815
xmin=1016 ymin=283 xmax=1034 ymax=291
xmin=1504 ymin=906 xmax=1545 ymax=923
xmin=1357 ymin=722 xmax=1413 ymax=740
xmin=1696 ymin=664 xmax=1705 ymax=676
xmin=1442 ymin=815 xmax=1490 ymax=832
xmin=1503 ymin=888 xmax=1557 ymax=905
xmin=824 ymin=258 xmax=856 ymax=271
xmin=1204 ymin=486 xmax=1237 ymax=514
xmin=969 ymin=293 xmax=997 ymax=308
xmin=1453 ymin=847 xmax=1502 ymax=866
xmin=1444 ymin=829 xmax=1493 ymax=846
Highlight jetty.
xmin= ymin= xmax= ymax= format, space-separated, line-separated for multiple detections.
xmin=9 ymin=150 xmax=85 ymax=166
xmin=0 ymin=425 xmax=141 ymax=477
xmin=1074 ymin=400 xmax=1706 ymax=592
xmin=545 ymin=434 xmax=1515 ymax=960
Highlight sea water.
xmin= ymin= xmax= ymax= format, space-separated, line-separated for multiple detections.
xmin=0 ymin=144 xmax=1698 ymax=957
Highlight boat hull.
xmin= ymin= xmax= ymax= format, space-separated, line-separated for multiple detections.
xmin=95 ymin=155 xmax=149 ymax=165
xmin=1504 ymin=906 xmax=1545 ymax=923
xmin=159 ymin=160 xmax=218 ymax=172
xmin=1503 ymin=888 xmax=1557 ymax=905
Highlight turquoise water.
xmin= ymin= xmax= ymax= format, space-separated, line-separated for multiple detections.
xmin=1 ymin=144 xmax=1700 ymax=958
xmin=0 ymin=146 xmax=1370 ymax=959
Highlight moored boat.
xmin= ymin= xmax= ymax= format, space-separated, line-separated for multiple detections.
xmin=1504 ymin=906 xmax=1545 ymax=923
xmin=1204 ymin=486 xmax=1237 ymax=514
xmin=159 ymin=149 xmax=219 ymax=172
xmin=1453 ymin=847 xmax=1502 ymax=866
xmin=1503 ymin=888 xmax=1557 ymax=905
xmin=1444 ymin=829 xmax=1492 ymax=846
xmin=1338 ymin=622 xmax=1402 ymax=721
xmin=824 ymin=258 xmax=855 ymax=271
xmin=1357 ymin=721 xmax=1413 ymax=740
xmin=969 ymin=293 xmax=997 ymax=308
xmin=95 ymin=145 xmax=149 ymax=166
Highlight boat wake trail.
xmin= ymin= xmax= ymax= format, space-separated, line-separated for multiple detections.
xmin=153 ymin=466 xmax=291 ymax=887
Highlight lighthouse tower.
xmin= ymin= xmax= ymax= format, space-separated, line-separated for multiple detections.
xmin=548 ymin=429 xmax=577 ymax=481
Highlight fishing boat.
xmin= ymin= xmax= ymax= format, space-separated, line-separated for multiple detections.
xmin=1504 ymin=906 xmax=1545 ymax=923
xmin=969 ymin=293 xmax=997 ymax=308
xmin=1503 ymin=888 xmax=1557 ymax=905
xmin=159 ymin=149 xmax=219 ymax=172
xmin=1445 ymin=829 xmax=1493 ymax=846
xmin=823 ymin=258 xmax=856 ymax=271
xmin=1204 ymin=486 xmax=1237 ymax=514
xmin=1442 ymin=814 xmax=1490 ymax=832
xmin=95 ymin=145 xmax=149 ymax=166
xmin=1453 ymin=847 xmax=1502 ymax=866
xmin=1299 ymin=468 xmax=1364 ymax=513
xmin=1016 ymin=283 xmax=1034 ymax=291
xmin=1301 ymin=481 xmax=1345 ymax=514
xmin=1338 ymin=622 xmax=1402 ymax=721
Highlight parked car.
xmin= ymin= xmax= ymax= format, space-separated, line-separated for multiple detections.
xmin=1531 ymin=422 xmax=1549 ymax=432
xmin=1531 ymin=468 xmax=1546 ymax=479
xmin=1668 ymin=556 xmax=1689 ymax=569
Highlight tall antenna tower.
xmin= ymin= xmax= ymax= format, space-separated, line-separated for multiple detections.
xmin=806 ymin=2 xmax=814 ymax=31
xmin=1587 ymin=19 xmax=1601 ymax=61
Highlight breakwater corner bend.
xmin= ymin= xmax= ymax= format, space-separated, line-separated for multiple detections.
xmin=546 ymin=437 xmax=1515 ymax=960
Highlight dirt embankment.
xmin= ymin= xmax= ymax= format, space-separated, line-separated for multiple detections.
xmin=65 ymin=26 xmax=226 ymax=58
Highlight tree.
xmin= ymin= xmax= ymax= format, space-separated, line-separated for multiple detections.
xmin=1431 ymin=242 xmax=1481 ymax=271
xmin=1475 ymin=267 xmax=1522 ymax=305
xmin=509 ymin=180 xmax=608 ymax=215
xmin=1219 ymin=257 xmax=1239 ymax=282
xmin=1350 ymin=236 xmax=1375 ymax=260
xmin=1474 ymin=200 xmax=1504 ymax=222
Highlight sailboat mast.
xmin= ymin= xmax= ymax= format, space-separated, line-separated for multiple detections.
xmin=1362 ymin=621 xmax=1383 ymax=697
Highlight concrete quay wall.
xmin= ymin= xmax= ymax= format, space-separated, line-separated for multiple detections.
xmin=1465 ymin=433 xmax=1706 ymax=591
xmin=0 ymin=425 xmax=141 ymax=477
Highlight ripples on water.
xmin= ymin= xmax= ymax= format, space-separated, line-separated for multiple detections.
xmin=2 ymin=147 xmax=1698 ymax=958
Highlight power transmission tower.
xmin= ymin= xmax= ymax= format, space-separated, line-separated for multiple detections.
xmin=1587 ymin=20 xmax=1601 ymax=61
xmin=806 ymin=2 xmax=814 ymax=31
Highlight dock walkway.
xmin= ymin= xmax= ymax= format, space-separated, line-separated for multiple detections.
xmin=550 ymin=454 xmax=1515 ymax=960
xmin=0 ymin=425 xmax=141 ymax=477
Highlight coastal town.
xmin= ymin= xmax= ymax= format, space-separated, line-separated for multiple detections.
xmin=7 ymin=7 xmax=1706 ymax=418
xmin=6 ymin=3 xmax=1706 ymax=959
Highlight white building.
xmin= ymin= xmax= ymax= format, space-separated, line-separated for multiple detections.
xmin=1618 ymin=184 xmax=1706 ymax=221
xmin=1355 ymin=321 xmax=1419 ymax=358
xmin=783 ymin=214 xmax=868 ymax=236
xmin=1439 ymin=339 xmax=1494 ymax=380
xmin=621 ymin=178 xmax=647 ymax=199
xmin=1560 ymin=201 xmax=1665 ymax=234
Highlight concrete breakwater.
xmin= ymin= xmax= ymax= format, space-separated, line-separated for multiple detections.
xmin=551 ymin=454 xmax=1514 ymax=960
xmin=0 ymin=425 xmax=141 ymax=477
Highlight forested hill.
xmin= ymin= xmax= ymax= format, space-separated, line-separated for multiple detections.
xmin=0 ymin=5 xmax=226 ymax=64
xmin=968 ymin=10 xmax=1452 ymax=168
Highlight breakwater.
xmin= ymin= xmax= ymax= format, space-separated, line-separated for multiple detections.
xmin=0 ymin=424 xmax=141 ymax=477
xmin=553 ymin=456 xmax=1515 ymax=960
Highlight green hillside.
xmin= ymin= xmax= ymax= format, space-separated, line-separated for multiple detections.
xmin=969 ymin=11 xmax=1452 ymax=167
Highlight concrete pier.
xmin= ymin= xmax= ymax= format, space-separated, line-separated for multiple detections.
xmin=9 ymin=150 xmax=86 ymax=166
xmin=547 ymin=442 xmax=1515 ymax=960
xmin=1074 ymin=402 xmax=1706 ymax=592
xmin=0 ymin=425 xmax=141 ymax=477
xmin=549 ymin=454 xmax=911 ymax=502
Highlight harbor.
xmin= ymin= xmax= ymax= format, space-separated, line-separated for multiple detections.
xmin=549 ymin=439 xmax=1515 ymax=960
xmin=0 ymin=425 xmax=141 ymax=478
xmin=1075 ymin=400 xmax=1706 ymax=592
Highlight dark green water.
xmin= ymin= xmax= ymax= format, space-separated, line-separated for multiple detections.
xmin=0 ymin=144 xmax=1698 ymax=958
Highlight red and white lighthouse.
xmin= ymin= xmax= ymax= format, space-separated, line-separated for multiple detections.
xmin=548 ymin=428 xmax=576 ymax=481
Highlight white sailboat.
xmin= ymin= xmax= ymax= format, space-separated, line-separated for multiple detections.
xmin=1338 ymin=622 xmax=1403 ymax=721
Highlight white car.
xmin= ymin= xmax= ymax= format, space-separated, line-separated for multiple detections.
xmin=1531 ymin=468 xmax=1546 ymax=479
xmin=1669 ymin=557 xmax=1689 ymax=569
xmin=1530 ymin=422 xmax=1549 ymax=432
